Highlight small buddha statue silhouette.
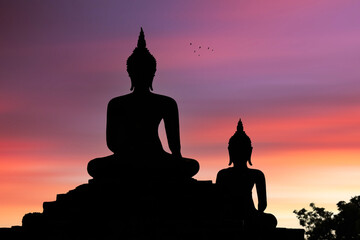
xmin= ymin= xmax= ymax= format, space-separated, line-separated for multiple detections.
xmin=87 ymin=28 xmax=199 ymax=180
xmin=216 ymin=119 xmax=277 ymax=231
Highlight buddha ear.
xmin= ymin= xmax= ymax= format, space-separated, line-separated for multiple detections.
xmin=248 ymin=147 xmax=253 ymax=166
xmin=228 ymin=150 xmax=234 ymax=166
xmin=149 ymin=74 xmax=155 ymax=91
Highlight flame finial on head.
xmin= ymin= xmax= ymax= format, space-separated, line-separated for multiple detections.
xmin=137 ymin=27 xmax=146 ymax=49
xmin=237 ymin=118 xmax=244 ymax=132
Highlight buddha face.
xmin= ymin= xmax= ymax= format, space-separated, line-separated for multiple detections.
xmin=129 ymin=69 xmax=155 ymax=90
xmin=228 ymin=140 xmax=253 ymax=165
xmin=127 ymin=52 xmax=157 ymax=91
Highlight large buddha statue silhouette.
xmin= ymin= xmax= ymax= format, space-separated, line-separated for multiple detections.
xmin=87 ymin=28 xmax=199 ymax=180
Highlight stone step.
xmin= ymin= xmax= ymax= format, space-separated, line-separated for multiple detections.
xmin=56 ymin=193 xmax=67 ymax=201
xmin=42 ymin=201 xmax=57 ymax=213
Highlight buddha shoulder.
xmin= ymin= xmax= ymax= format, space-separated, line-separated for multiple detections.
xmin=249 ymin=169 xmax=265 ymax=179
xmin=151 ymin=93 xmax=177 ymax=107
xmin=107 ymin=94 xmax=137 ymax=106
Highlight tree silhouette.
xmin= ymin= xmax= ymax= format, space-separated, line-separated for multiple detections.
xmin=294 ymin=195 xmax=360 ymax=240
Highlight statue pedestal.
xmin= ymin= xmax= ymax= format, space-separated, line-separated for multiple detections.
xmin=1 ymin=179 xmax=304 ymax=240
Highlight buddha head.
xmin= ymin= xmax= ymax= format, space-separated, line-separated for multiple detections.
xmin=228 ymin=119 xmax=253 ymax=166
xmin=126 ymin=28 xmax=157 ymax=91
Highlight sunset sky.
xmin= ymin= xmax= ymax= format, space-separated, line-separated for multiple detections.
xmin=1 ymin=0 xmax=360 ymax=228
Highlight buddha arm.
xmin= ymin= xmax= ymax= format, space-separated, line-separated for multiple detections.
xmin=106 ymin=99 xmax=121 ymax=153
xmin=256 ymin=171 xmax=267 ymax=212
xmin=164 ymin=99 xmax=181 ymax=157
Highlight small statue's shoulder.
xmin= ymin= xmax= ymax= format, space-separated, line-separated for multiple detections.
xmin=217 ymin=167 xmax=233 ymax=176
xmin=216 ymin=167 xmax=234 ymax=184
xmin=249 ymin=168 xmax=265 ymax=178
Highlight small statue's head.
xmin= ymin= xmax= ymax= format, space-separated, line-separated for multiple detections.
xmin=228 ymin=119 xmax=253 ymax=166
xmin=126 ymin=28 xmax=157 ymax=91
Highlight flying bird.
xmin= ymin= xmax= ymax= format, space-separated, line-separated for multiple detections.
xmin=189 ymin=42 xmax=215 ymax=56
